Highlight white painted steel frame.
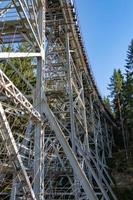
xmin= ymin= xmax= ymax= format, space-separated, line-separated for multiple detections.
xmin=0 ymin=0 xmax=117 ymax=199
xmin=0 ymin=69 xmax=41 ymax=121
xmin=0 ymin=103 xmax=37 ymax=200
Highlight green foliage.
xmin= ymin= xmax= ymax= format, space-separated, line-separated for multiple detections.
xmin=124 ymin=40 xmax=133 ymax=135
xmin=0 ymin=43 xmax=36 ymax=94
xmin=108 ymin=69 xmax=124 ymax=120
xmin=107 ymin=39 xmax=133 ymax=146
xmin=0 ymin=43 xmax=36 ymax=144
xmin=108 ymin=69 xmax=124 ymax=96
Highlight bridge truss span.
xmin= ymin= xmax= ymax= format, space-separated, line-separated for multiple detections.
xmin=0 ymin=0 xmax=117 ymax=199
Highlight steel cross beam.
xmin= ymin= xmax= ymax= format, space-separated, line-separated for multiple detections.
xmin=0 ymin=103 xmax=36 ymax=200
xmin=0 ymin=2 xmax=14 ymax=17
xmin=75 ymin=138 xmax=117 ymax=200
xmin=0 ymin=69 xmax=41 ymax=121
xmin=13 ymin=0 xmax=41 ymax=49
xmin=0 ymin=52 xmax=41 ymax=59
xmin=41 ymin=97 xmax=97 ymax=200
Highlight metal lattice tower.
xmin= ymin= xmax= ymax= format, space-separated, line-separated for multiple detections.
xmin=0 ymin=0 xmax=117 ymax=199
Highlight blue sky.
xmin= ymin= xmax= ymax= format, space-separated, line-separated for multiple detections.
xmin=75 ymin=0 xmax=133 ymax=97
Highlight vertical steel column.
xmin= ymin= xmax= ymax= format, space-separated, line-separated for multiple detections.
xmin=66 ymin=31 xmax=76 ymax=150
xmin=66 ymin=30 xmax=78 ymax=199
xmin=96 ymin=110 xmax=105 ymax=182
xmin=34 ymin=2 xmax=45 ymax=199
xmin=10 ymin=176 xmax=17 ymax=200
xmin=97 ymin=110 xmax=106 ymax=165
xmin=89 ymin=93 xmax=99 ymax=163
xmin=104 ymin=119 xmax=112 ymax=158
xmin=80 ymin=73 xmax=89 ymax=151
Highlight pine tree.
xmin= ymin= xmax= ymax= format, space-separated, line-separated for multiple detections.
xmin=124 ymin=39 xmax=133 ymax=140
xmin=108 ymin=69 xmax=125 ymax=121
xmin=108 ymin=69 xmax=128 ymax=157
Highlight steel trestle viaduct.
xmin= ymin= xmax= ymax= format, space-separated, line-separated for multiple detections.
xmin=0 ymin=0 xmax=117 ymax=199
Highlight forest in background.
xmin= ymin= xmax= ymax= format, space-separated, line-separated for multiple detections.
xmin=104 ymin=40 xmax=133 ymax=199
xmin=104 ymin=39 xmax=133 ymax=152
